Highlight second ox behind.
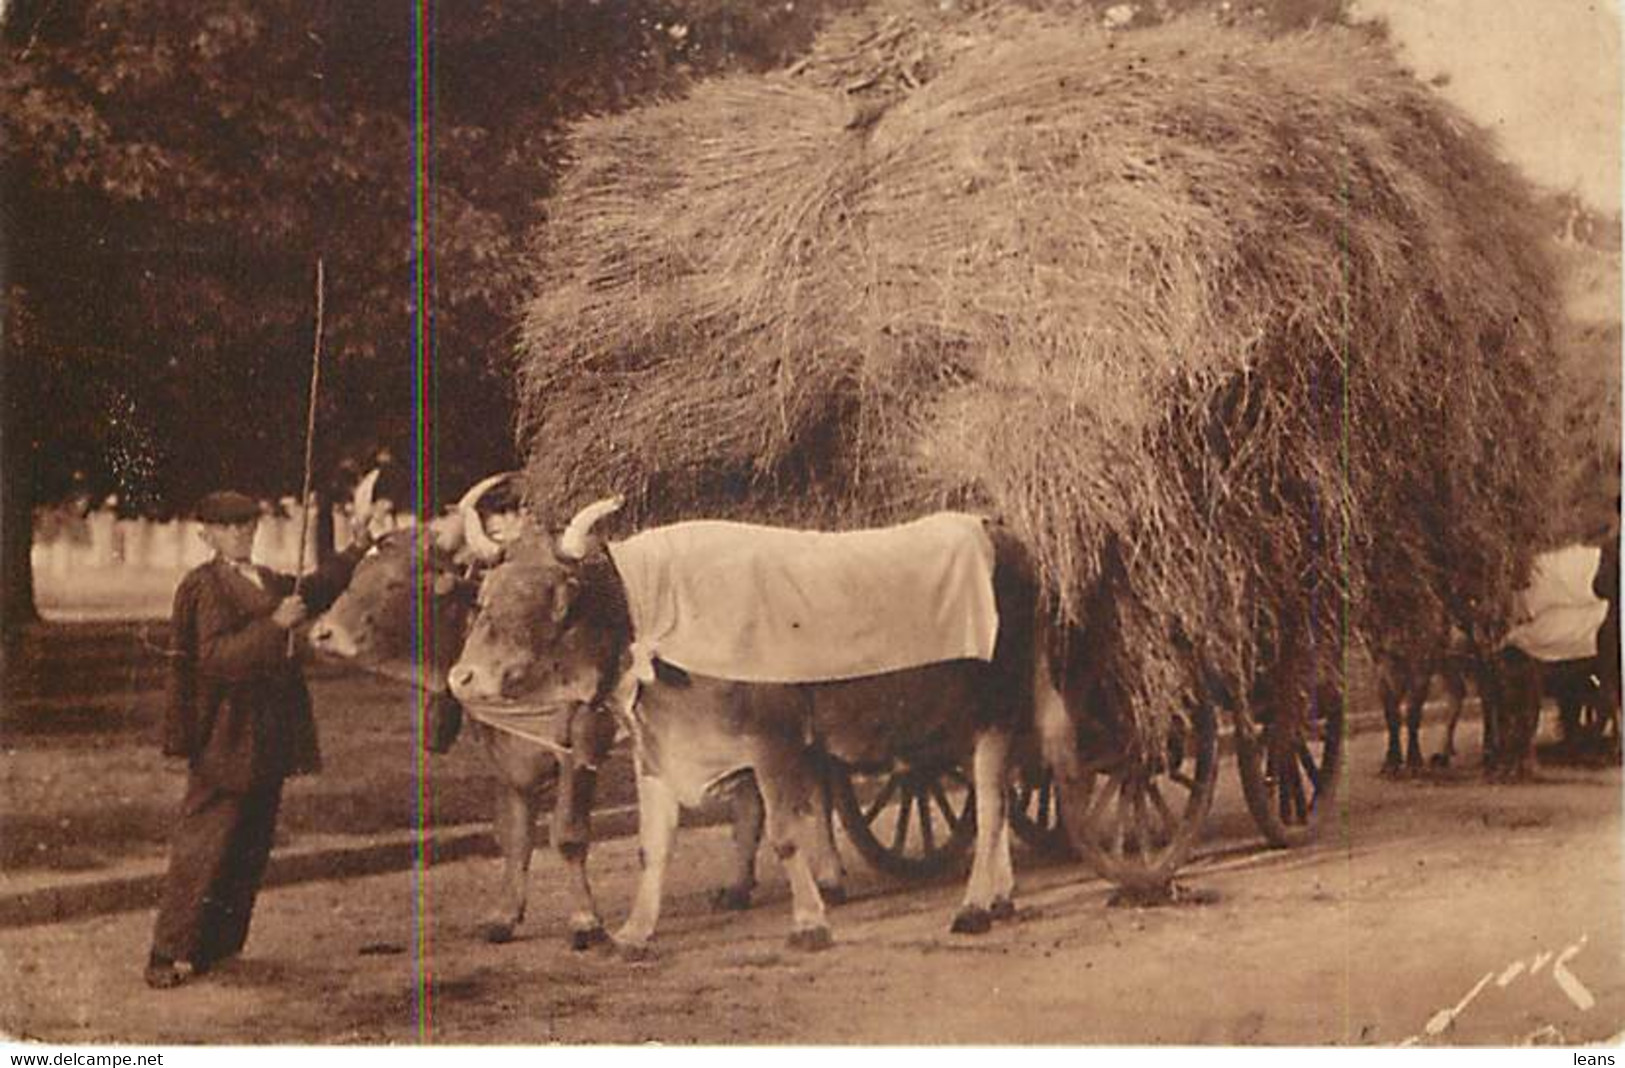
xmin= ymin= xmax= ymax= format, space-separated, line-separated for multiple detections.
xmin=449 ymin=496 xmax=1075 ymax=954
xmin=308 ymin=474 xmax=617 ymax=948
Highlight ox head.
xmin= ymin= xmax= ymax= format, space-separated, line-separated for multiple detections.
xmin=309 ymin=472 xmax=520 ymax=688
xmin=447 ymin=495 xmax=627 ymax=710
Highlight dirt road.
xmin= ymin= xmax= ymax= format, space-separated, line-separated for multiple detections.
xmin=1 ymin=722 xmax=1619 ymax=1046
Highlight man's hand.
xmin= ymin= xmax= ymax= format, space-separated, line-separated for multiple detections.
xmin=272 ymin=595 xmax=308 ymax=630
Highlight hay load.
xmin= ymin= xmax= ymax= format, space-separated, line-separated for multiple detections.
xmin=516 ymin=11 xmax=1562 ymax=739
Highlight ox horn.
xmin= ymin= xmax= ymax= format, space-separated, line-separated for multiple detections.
xmin=352 ymin=468 xmax=381 ymax=529
xmin=457 ymin=472 xmax=517 ymax=562
xmin=558 ymin=496 xmax=625 ymax=561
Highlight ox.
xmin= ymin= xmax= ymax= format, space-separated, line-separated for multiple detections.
xmin=309 ymin=474 xmax=616 ymax=948
xmin=1374 ymin=623 xmax=1483 ymax=776
xmin=1374 ymin=539 xmax=1621 ymax=780
xmin=447 ymin=499 xmax=1070 ymax=954
xmin=310 ymin=476 xmax=844 ymax=947
xmin=1487 ymin=540 xmax=1620 ymax=777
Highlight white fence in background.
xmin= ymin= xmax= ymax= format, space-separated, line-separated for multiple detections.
xmin=31 ymin=503 xmax=374 ymax=580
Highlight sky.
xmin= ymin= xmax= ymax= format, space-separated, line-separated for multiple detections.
xmin=1351 ymin=0 xmax=1623 ymax=215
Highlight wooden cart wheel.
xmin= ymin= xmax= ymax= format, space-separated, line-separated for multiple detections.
xmin=1234 ymin=683 xmax=1345 ymax=848
xmin=1008 ymin=767 xmax=1075 ymax=858
xmin=829 ymin=759 xmax=977 ymax=880
xmin=1057 ymin=701 xmax=1219 ymax=891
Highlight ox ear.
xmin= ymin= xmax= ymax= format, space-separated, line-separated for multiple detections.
xmin=429 ymin=511 xmax=467 ymax=555
xmin=432 ymin=572 xmax=459 ymax=598
xmin=551 ymin=576 xmax=580 ymax=625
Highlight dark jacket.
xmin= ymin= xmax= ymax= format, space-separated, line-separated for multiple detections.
xmin=162 ymin=548 xmax=362 ymax=793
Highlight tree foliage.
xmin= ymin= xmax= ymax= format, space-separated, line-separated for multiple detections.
xmin=1 ymin=0 xmax=852 ymax=511
xmin=0 ymin=0 xmax=1351 ymax=634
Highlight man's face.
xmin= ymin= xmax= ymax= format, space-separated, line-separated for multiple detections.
xmin=201 ymin=519 xmax=258 ymax=563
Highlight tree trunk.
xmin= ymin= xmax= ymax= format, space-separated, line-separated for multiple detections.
xmin=1 ymin=375 xmax=41 ymax=691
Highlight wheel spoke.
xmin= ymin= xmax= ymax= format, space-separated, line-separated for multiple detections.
xmin=1145 ymin=778 xmax=1176 ymax=834
xmin=1287 ymin=763 xmax=1309 ymax=822
xmin=1082 ymin=773 xmax=1114 ymax=827
xmin=1129 ymin=781 xmax=1152 ymax=861
xmin=1038 ymin=779 xmax=1054 ymax=829
xmin=1296 ymin=742 xmax=1322 ymax=792
xmin=1108 ymin=779 xmax=1130 ymax=858
xmin=918 ymin=786 xmax=936 ymax=854
xmin=929 ymin=781 xmax=962 ymax=832
xmin=1015 ymin=778 xmax=1035 ymax=812
xmin=863 ymin=775 xmax=900 ymax=826
xmin=890 ymin=788 xmax=913 ymax=853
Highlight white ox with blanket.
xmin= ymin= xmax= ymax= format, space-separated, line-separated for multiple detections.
xmin=449 ymin=502 xmax=1055 ymax=951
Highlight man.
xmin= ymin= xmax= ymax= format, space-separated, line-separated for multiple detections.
xmin=145 ymin=490 xmax=370 ymax=989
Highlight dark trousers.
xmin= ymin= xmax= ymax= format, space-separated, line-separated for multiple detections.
xmin=150 ymin=774 xmax=284 ymax=965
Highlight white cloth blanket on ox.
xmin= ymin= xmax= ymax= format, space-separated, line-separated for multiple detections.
xmin=605 ymin=512 xmax=1000 ymax=685
xmin=1505 ymin=544 xmax=1609 ymax=663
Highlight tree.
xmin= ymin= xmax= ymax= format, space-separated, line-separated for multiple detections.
xmin=0 ymin=0 xmax=847 ymax=634
xmin=1 ymin=0 xmax=1349 ymax=641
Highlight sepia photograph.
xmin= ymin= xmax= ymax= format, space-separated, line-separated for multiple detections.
xmin=0 ymin=0 xmax=1620 ymax=1052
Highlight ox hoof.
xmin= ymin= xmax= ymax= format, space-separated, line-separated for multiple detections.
xmin=989 ymin=898 xmax=1017 ymax=923
xmin=569 ymin=924 xmax=610 ymax=952
xmin=611 ymin=939 xmax=658 ymax=963
xmin=477 ymin=921 xmax=517 ymax=945
xmin=819 ymin=884 xmax=848 ymax=907
xmin=1429 ymin=753 xmax=1453 ymax=769
xmin=950 ymin=907 xmax=993 ymax=935
xmin=709 ymin=886 xmax=754 ymax=912
xmin=787 ymin=926 xmax=834 ymax=952
xmin=1378 ymin=762 xmax=1404 ymax=780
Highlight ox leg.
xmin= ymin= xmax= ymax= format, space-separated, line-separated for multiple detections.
xmin=1506 ymin=657 xmax=1544 ymax=781
xmin=1431 ymin=666 xmax=1467 ymax=768
xmin=1378 ymin=666 xmax=1405 ymax=777
xmin=952 ymin=729 xmax=1011 ymax=935
xmin=810 ymin=765 xmax=849 ymax=905
xmin=988 ymin=804 xmax=1016 ymax=922
xmin=614 ymin=768 xmax=680 ymax=958
xmin=1484 ymin=652 xmax=1541 ymax=781
xmin=552 ymin=755 xmax=607 ymax=950
xmin=1480 ymin=662 xmax=1502 ymax=768
xmin=480 ymin=777 xmax=544 ymax=944
xmin=753 ymin=749 xmax=833 ymax=951
xmin=1403 ymin=676 xmax=1427 ymax=773
xmin=711 ymin=774 xmax=763 ymax=912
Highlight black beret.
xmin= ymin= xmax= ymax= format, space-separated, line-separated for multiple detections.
xmin=194 ymin=490 xmax=261 ymax=525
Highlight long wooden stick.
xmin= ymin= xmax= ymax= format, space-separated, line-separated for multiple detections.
xmin=289 ymin=258 xmax=325 ymax=656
